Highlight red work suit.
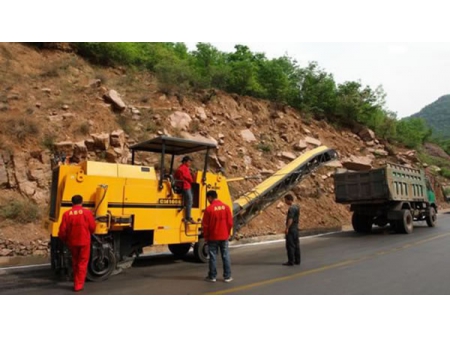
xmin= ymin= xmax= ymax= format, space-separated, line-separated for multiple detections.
xmin=174 ymin=163 xmax=194 ymax=190
xmin=202 ymin=200 xmax=233 ymax=241
xmin=58 ymin=205 xmax=96 ymax=291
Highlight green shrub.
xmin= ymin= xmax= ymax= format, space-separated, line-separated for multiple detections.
xmin=42 ymin=133 xmax=57 ymax=151
xmin=78 ymin=122 xmax=90 ymax=135
xmin=0 ymin=199 xmax=41 ymax=223
xmin=3 ymin=117 xmax=40 ymax=142
xmin=116 ymin=115 xmax=132 ymax=135
xmin=257 ymin=143 xmax=272 ymax=153
xmin=145 ymin=121 xmax=157 ymax=133
xmin=440 ymin=168 xmax=450 ymax=179
xmin=443 ymin=187 xmax=450 ymax=196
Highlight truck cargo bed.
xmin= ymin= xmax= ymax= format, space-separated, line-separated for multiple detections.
xmin=334 ymin=163 xmax=428 ymax=204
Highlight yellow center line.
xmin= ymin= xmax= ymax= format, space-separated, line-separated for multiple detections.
xmin=206 ymin=260 xmax=357 ymax=295
xmin=206 ymin=232 xmax=450 ymax=295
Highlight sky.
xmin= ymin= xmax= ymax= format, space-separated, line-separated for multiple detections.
xmin=186 ymin=42 xmax=450 ymax=119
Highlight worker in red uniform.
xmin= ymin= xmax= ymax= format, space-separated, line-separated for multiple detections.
xmin=202 ymin=190 xmax=234 ymax=283
xmin=58 ymin=194 xmax=96 ymax=292
xmin=174 ymin=155 xmax=195 ymax=223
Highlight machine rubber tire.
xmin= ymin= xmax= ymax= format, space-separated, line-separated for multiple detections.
xmin=193 ymin=238 xmax=208 ymax=263
xmin=86 ymin=248 xmax=116 ymax=282
xmin=352 ymin=213 xmax=373 ymax=233
xmin=168 ymin=243 xmax=192 ymax=257
xmin=397 ymin=209 xmax=413 ymax=234
xmin=426 ymin=207 xmax=437 ymax=228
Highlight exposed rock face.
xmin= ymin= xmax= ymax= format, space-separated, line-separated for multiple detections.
xmin=0 ymin=154 xmax=8 ymax=188
xmin=0 ymin=239 xmax=49 ymax=257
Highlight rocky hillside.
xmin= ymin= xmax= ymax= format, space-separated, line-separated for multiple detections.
xmin=1 ymin=43 xmax=449 ymax=257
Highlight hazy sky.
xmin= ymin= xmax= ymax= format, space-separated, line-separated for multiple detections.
xmin=186 ymin=42 xmax=450 ymax=119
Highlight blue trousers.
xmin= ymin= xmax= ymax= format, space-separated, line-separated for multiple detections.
xmin=207 ymin=240 xmax=231 ymax=279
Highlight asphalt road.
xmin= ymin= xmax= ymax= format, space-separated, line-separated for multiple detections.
xmin=2 ymin=212 xmax=450 ymax=295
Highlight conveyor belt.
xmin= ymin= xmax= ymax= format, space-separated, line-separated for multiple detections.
xmin=232 ymin=146 xmax=338 ymax=232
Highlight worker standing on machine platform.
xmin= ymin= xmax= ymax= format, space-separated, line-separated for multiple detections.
xmin=174 ymin=155 xmax=195 ymax=223
xmin=58 ymin=195 xmax=96 ymax=292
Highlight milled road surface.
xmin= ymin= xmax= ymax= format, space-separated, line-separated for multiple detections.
xmin=1 ymin=213 xmax=450 ymax=295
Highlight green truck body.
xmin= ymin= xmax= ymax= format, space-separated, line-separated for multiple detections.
xmin=334 ymin=163 xmax=437 ymax=234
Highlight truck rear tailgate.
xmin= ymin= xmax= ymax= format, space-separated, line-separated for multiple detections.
xmin=334 ymin=168 xmax=388 ymax=203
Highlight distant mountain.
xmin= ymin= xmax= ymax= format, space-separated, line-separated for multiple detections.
xmin=409 ymin=95 xmax=450 ymax=139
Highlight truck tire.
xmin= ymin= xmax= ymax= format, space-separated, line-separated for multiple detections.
xmin=426 ymin=207 xmax=437 ymax=227
xmin=396 ymin=209 xmax=413 ymax=234
xmin=352 ymin=213 xmax=373 ymax=233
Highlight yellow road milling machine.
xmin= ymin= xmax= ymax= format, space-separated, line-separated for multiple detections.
xmin=48 ymin=136 xmax=338 ymax=281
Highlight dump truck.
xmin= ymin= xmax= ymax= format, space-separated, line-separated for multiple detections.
xmin=334 ymin=163 xmax=438 ymax=234
xmin=48 ymin=135 xmax=338 ymax=281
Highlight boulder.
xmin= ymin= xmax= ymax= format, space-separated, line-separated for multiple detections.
xmin=104 ymin=89 xmax=126 ymax=111
xmin=293 ymin=140 xmax=308 ymax=151
xmin=304 ymin=136 xmax=321 ymax=147
xmin=358 ymin=127 xmax=375 ymax=142
xmin=373 ymin=149 xmax=388 ymax=157
xmin=342 ymin=156 xmax=373 ymax=171
xmin=169 ymin=111 xmax=192 ymax=130
xmin=110 ymin=130 xmax=125 ymax=148
xmin=279 ymin=152 xmax=297 ymax=161
xmin=54 ymin=141 xmax=74 ymax=156
xmin=325 ymin=160 xmax=343 ymax=168
xmin=91 ymin=133 xmax=110 ymax=150
xmin=240 ymin=129 xmax=257 ymax=142
xmin=73 ymin=141 xmax=88 ymax=162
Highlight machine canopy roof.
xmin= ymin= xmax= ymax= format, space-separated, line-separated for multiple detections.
xmin=129 ymin=135 xmax=217 ymax=155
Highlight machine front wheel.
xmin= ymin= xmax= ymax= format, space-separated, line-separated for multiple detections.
xmin=86 ymin=243 xmax=116 ymax=282
xmin=193 ymin=238 xmax=209 ymax=263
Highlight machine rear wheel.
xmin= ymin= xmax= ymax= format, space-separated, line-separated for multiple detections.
xmin=168 ymin=243 xmax=192 ymax=257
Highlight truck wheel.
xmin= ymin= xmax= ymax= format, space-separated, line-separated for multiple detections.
xmin=193 ymin=238 xmax=209 ymax=263
xmin=426 ymin=207 xmax=437 ymax=227
xmin=397 ymin=210 xmax=413 ymax=234
xmin=352 ymin=213 xmax=373 ymax=233
xmin=168 ymin=243 xmax=192 ymax=257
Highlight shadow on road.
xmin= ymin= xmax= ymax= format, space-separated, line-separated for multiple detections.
xmin=132 ymin=252 xmax=202 ymax=268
